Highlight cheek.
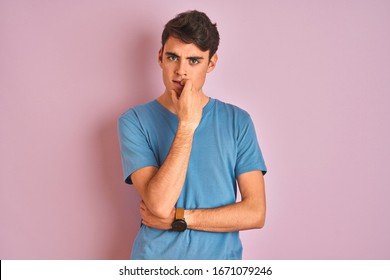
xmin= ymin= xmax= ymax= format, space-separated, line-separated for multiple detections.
xmin=192 ymin=69 xmax=207 ymax=85
xmin=161 ymin=66 xmax=172 ymax=80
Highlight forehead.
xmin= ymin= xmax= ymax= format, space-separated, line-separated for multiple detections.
xmin=163 ymin=36 xmax=209 ymax=57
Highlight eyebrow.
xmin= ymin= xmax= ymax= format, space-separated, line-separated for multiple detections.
xmin=165 ymin=51 xmax=204 ymax=60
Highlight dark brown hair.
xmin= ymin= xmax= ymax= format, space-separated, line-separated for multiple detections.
xmin=161 ymin=10 xmax=220 ymax=59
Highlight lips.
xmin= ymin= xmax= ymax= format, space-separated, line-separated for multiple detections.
xmin=173 ymin=80 xmax=184 ymax=89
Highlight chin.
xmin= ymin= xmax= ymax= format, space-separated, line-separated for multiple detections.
xmin=172 ymin=88 xmax=183 ymax=96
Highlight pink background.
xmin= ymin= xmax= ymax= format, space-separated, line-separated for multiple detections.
xmin=1 ymin=0 xmax=389 ymax=259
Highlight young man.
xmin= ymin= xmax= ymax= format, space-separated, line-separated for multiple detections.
xmin=118 ymin=10 xmax=267 ymax=260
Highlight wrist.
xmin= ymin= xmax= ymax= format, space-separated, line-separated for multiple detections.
xmin=171 ymin=207 xmax=187 ymax=232
xmin=184 ymin=209 xmax=194 ymax=229
xmin=177 ymin=121 xmax=198 ymax=134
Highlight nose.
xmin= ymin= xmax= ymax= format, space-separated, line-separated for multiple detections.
xmin=175 ymin=60 xmax=187 ymax=76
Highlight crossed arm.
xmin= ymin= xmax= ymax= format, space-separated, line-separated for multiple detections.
xmin=137 ymin=169 xmax=266 ymax=232
xmin=131 ymin=80 xmax=266 ymax=233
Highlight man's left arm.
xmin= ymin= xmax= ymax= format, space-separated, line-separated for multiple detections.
xmin=140 ymin=170 xmax=266 ymax=232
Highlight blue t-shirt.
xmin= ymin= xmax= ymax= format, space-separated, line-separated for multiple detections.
xmin=118 ymin=98 xmax=267 ymax=260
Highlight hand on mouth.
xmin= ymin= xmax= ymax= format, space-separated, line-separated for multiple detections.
xmin=173 ymin=80 xmax=185 ymax=89
xmin=173 ymin=80 xmax=186 ymax=97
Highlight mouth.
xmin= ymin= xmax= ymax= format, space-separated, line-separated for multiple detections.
xmin=173 ymin=80 xmax=184 ymax=89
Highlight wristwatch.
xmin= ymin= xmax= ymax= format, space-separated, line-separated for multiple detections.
xmin=171 ymin=208 xmax=187 ymax=232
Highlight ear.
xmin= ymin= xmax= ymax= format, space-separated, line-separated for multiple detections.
xmin=158 ymin=48 xmax=163 ymax=68
xmin=206 ymin=53 xmax=218 ymax=73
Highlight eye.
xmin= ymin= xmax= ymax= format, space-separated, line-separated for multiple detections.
xmin=190 ymin=58 xmax=200 ymax=65
xmin=167 ymin=55 xmax=178 ymax=61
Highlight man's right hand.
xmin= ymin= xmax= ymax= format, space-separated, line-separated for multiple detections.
xmin=131 ymin=80 xmax=205 ymax=218
xmin=171 ymin=79 xmax=204 ymax=132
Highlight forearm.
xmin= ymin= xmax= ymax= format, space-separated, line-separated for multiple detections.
xmin=144 ymin=124 xmax=195 ymax=217
xmin=185 ymin=199 xmax=266 ymax=232
xmin=141 ymin=171 xmax=266 ymax=232
xmin=133 ymin=82 xmax=205 ymax=218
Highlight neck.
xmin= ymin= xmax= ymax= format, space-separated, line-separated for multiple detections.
xmin=157 ymin=91 xmax=210 ymax=115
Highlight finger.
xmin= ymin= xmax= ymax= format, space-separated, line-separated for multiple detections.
xmin=181 ymin=79 xmax=192 ymax=93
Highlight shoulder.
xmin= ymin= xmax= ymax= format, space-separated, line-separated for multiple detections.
xmin=213 ymin=99 xmax=252 ymax=122
xmin=118 ymin=100 xmax=157 ymax=125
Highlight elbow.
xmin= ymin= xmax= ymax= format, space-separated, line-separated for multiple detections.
xmin=255 ymin=215 xmax=266 ymax=229
xmin=252 ymin=207 xmax=266 ymax=229
xmin=149 ymin=203 xmax=174 ymax=220
xmin=144 ymin=187 xmax=174 ymax=219
xmin=155 ymin=208 xmax=173 ymax=220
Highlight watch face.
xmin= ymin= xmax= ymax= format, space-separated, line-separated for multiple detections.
xmin=172 ymin=219 xmax=187 ymax=232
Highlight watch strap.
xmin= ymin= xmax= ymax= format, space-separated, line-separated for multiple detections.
xmin=175 ymin=208 xmax=185 ymax=220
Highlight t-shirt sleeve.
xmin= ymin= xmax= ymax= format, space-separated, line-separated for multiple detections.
xmin=235 ymin=112 xmax=267 ymax=177
xmin=117 ymin=111 xmax=158 ymax=184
